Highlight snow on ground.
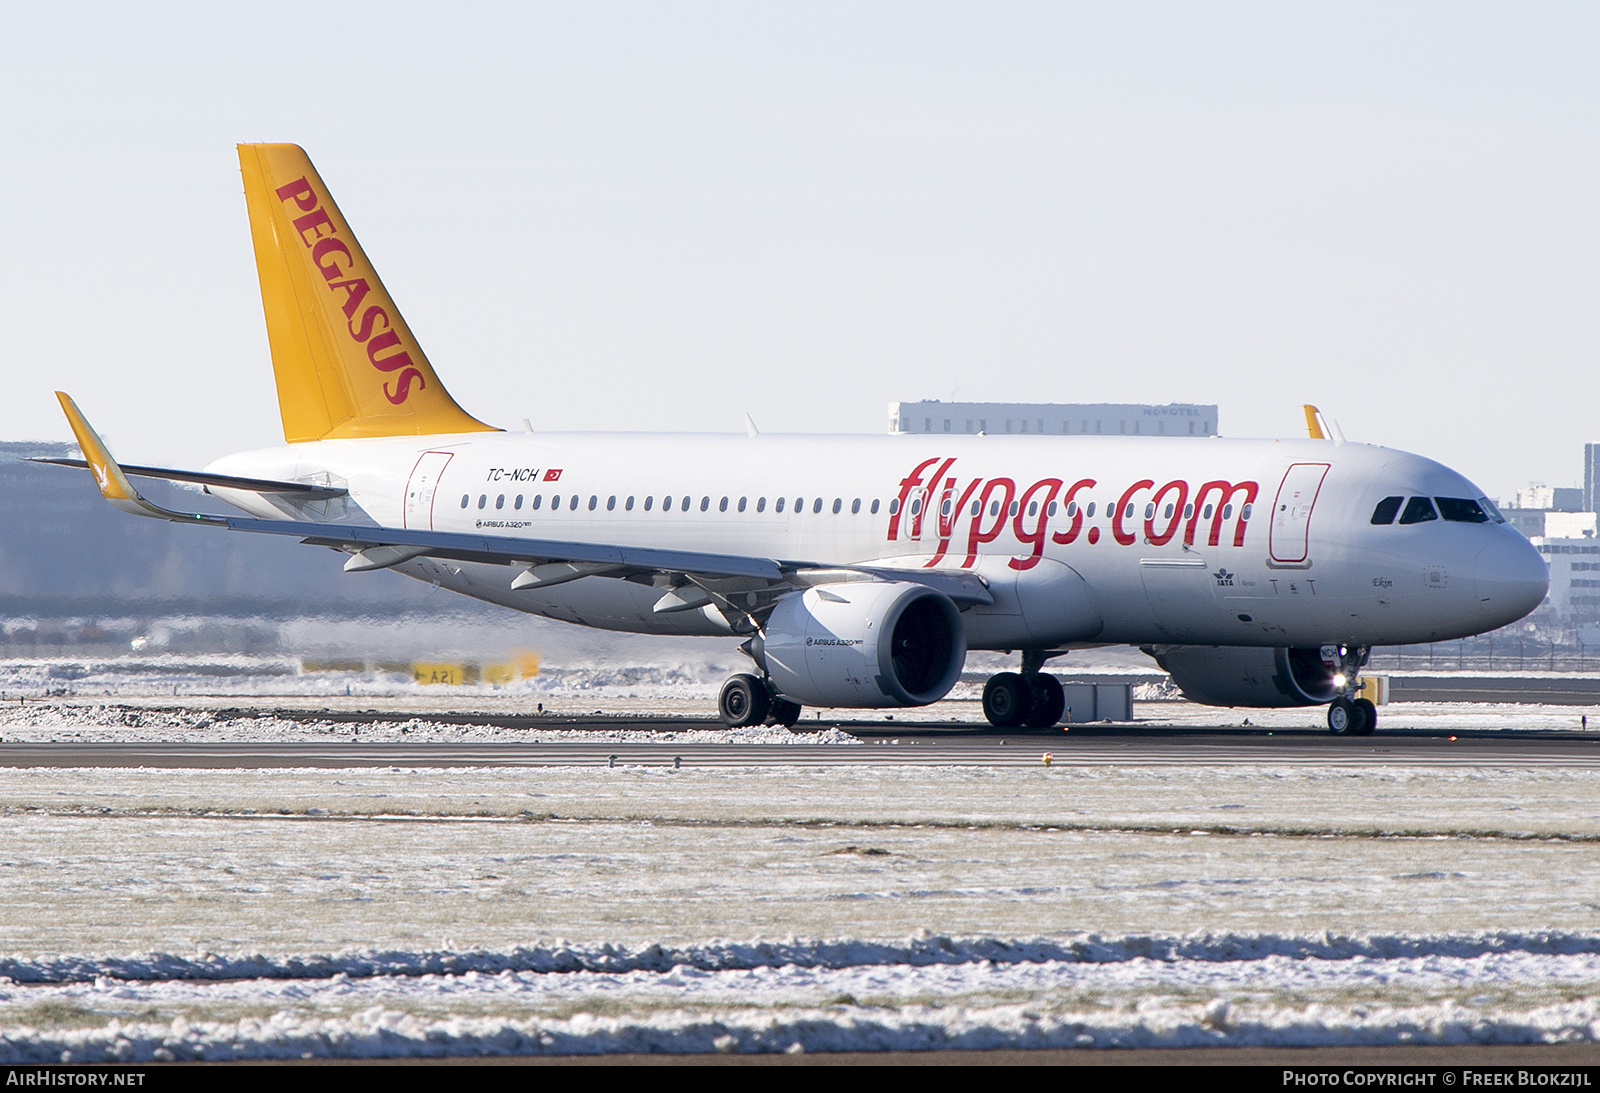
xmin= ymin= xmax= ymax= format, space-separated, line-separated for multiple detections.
xmin=5 ymin=937 xmax=1600 ymax=1059
xmin=0 ymin=763 xmax=1598 ymax=1056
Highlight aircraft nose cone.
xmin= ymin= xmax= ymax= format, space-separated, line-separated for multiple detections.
xmin=1475 ymin=533 xmax=1549 ymax=626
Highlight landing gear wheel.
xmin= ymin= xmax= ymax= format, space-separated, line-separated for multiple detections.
xmin=1353 ymin=697 xmax=1377 ymax=736
xmin=770 ymin=698 xmax=803 ymax=729
xmin=1327 ymin=696 xmax=1368 ymax=736
xmin=718 ymin=674 xmax=770 ymax=727
xmin=983 ymin=672 xmax=1030 ymax=729
xmin=1024 ymin=673 xmax=1066 ymax=728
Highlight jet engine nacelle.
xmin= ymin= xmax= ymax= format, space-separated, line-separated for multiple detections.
xmin=756 ymin=581 xmax=966 ymax=708
xmin=1151 ymin=645 xmax=1338 ymax=708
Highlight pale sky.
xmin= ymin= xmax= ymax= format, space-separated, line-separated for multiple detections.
xmin=2 ymin=2 xmax=1597 ymax=501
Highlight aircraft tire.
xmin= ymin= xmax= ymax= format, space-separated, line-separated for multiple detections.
xmin=1023 ymin=673 xmax=1066 ymax=728
xmin=1327 ymin=696 xmax=1367 ymax=736
xmin=718 ymin=674 xmax=770 ymax=727
xmin=770 ymin=697 xmax=803 ymax=729
xmin=983 ymin=672 xmax=1030 ymax=729
xmin=1353 ymin=697 xmax=1377 ymax=736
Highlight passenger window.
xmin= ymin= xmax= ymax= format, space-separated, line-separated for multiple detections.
xmin=1370 ymin=496 xmax=1403 ymax=525
xmin=814 ymin=498 xmax=824 ymax=514
xmin=570 ymin=495 xmax=580 ymax=510
xmin=851 ymin=499 xmax=861 ymax=514
xmin=478 ymin=495 xmax=487 ymax=509
xmin=1144 ymin=503 xmax=1154 ymax=519
xmin=663 ymin=496 xmax=673 ymax=512
xmin=681 ymin=495 xmax=690 ymax=510
xmin=514 ymin=495 xmax=523 ymax=510
xmin=644 ymin=496 xmax=654 ymax=511
xmin=1399 ymin=497 xmax=1439 ymax=525
xmin=588 ymin=495 xmax=598 ymax=511
xmin=607 ymin=496 xmax=616 ymax=511
xmin=1046 ymin=501 xmax=1056 ymax=516
xmin=460 ymin=494 xmax=469 ymax=509
xmin=887 ymin=498 xmax=898 ymax=515
xmin=1066 ymin=501 xmax=1078 ymax=518
xmin=796 ymin=497 xmax=805 ymax=513
xmin=1436 ymin=497 xmax=1491 ymax=523
xmin=1086 ymin=502 xmax=1096 ymax=518
xmin=626 ymin=496 xmax=635 ymax=511
xmin=738 ymin=497 xmax=747 ymax=512
xmin=532 ymin=495 xmax=542 ymax=510
xmin=871 ymin=499 xmax=880 ymax=514
xmin=832 ymin=498 xmax=841 ymax=514
xmin=757 ymin=497 xmax=767 ymax=512
xmin=776 ymin=497 xmax=786 ymax=513
xmin=1029 ymin=501 xmax=1038 ymax=517
xmin=720 ymin=497 xmax=729 ymax=512
xmin=700 ymin=496 xmax=710 ymax=512
xmin=496 ymin=495 xmax=505 ymax=510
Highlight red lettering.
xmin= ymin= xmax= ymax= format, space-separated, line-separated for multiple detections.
xmin=1186 ymin=481 xmax=1260 ymax=547
xmin=1144 ymin=480 xmax=1189 ymax=546
xmin=311 ymin=238 xmax=353 ymax=281
xmin=1009 ymin=478 xmax=1063 ymax=570
xmin=365 ymin=331 xmax=413 ymax=372
xmin=274 ymin=177 xmax=318 ymax=212
xmin=328 ymin=277 xmax=371 ymax=319
xmin=383 ymin=367 xmax=426 ymax=404
xmin=925 ymin=477 xmax=984 ymax=567
xmin=909 ymin=458 xmax=955 ymax=541
xmin=888 ymin=458 xmax=941 ymax=541
xmin=348 ymin=305 xmax=391 ymax=343
xmin=1112 ymin=480 xmax=1155 ymax=546
xmin=963 ymin=478 xmax=1015 ymax=566
xmin=1050 ymin=479 xmax=1096 ymax=545
xmin=292 ymin=209 xmax=336 ymax=246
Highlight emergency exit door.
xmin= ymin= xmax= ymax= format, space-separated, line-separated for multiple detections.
xmin=404 ymin=451 xmax=455 ymax=530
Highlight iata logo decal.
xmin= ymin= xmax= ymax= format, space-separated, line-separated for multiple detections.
xmin=273 ymin=176 xmax=426 ymax=406
xmin=1213 ymin=568 xmax=1235 ymax=587
xmin=889 ymin=457 xmax=1259 ymax=570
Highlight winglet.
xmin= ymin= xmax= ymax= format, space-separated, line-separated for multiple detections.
xmin=53 ymin=393 xmax=225 ymax=525
xmin=1303 ymin=404 xmax=1328 ymax=440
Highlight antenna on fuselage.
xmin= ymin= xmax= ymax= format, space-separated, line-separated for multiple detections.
xmin=745 ymin=413 xmax=760 ymax=439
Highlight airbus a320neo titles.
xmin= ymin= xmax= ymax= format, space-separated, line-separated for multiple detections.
xmin=45 ymin=144 xmax=1550 ymax=735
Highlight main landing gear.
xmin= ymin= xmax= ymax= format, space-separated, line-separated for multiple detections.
xmin=718 ymin=673 xmax=801 ymax=729
xmin=982 ymin=651 xmax=1067 ymax=729
xmin=1325 ymin=644 xmax=1376 ymax=736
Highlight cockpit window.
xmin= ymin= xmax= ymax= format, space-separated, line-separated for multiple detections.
xmin=1370 ymin=496 xmax=1403 ymax=525
xmin=1435 ymin=497 xmax=1491 ymax=524
xmin=1477 ymin=496 xmax=1507 ymax=523
xmin=1398 ymin=496 xmax=1439 ymax=525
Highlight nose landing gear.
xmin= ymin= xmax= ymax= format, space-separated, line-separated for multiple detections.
xmin=1325 ymin=645 xmax=1376 ymax=736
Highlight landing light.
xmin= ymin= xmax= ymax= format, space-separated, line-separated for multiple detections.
xmin=1332 ymin=673 xmax=1347 ymax=688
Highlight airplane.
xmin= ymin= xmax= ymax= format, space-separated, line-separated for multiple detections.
xmin=43 ymin=144 xmax=1550 ymax=737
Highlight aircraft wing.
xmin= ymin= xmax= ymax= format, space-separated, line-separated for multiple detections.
xmin=50 ymin=392 xmax=993 ymax=613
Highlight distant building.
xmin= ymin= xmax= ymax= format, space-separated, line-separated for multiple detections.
xmin=1534 ymin=538 xmax=1600 ymax=619
xmin=888 ymin=401 xmax=1218 ymax=437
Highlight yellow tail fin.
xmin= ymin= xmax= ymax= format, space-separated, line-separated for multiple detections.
xmin=238 ymin=144 xmax=498 ymax=442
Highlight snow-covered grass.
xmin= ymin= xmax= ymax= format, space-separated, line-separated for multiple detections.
xmin=5 ymin=935 xmax=1600 ymax=1060
xmin=0 ymin=763 xmax=1596 ymax=1056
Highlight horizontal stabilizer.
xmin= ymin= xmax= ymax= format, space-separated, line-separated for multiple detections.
xmin=30 ymin=458 xmax=346 ymax=499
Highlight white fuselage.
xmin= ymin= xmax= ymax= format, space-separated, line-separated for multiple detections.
xmin=206 ymin=431 xmax=1549 ymax=651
